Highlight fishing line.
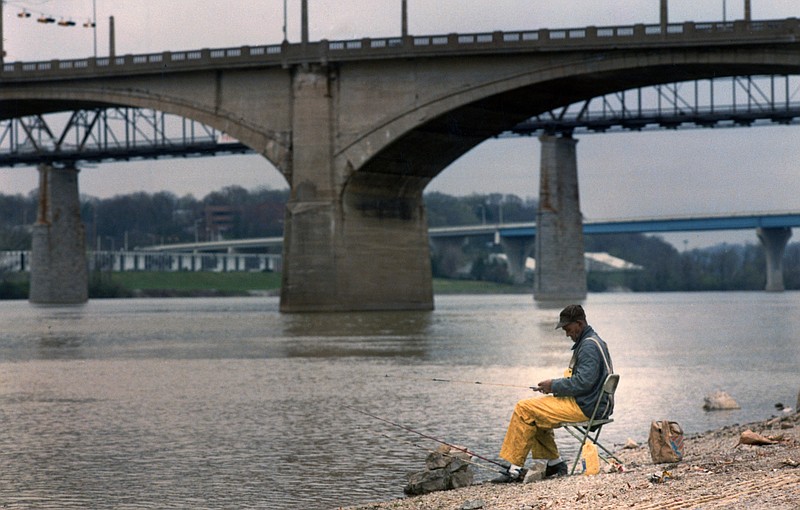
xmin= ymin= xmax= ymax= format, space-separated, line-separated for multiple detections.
xmin=384 ymin=374 xmax=540 ymax=391
xmin=354 ymin=423 xmax=500 ymax=474
xmin=343 ymin=403 xmax=508 ymax=470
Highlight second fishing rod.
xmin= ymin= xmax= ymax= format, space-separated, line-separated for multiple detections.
xmin=384 ymin=373 xmax=543 ymax=392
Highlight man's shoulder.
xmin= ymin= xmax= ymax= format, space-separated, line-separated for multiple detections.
xmin=579 ymin=326 xmax=602 ymax=343
xmin=578 ymin=332 xmax=607 ymax=355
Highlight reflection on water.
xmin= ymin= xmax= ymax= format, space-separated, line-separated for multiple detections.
xmin=1 ymin=293 xmax=799 ymax=509
xmin=280 ymin=310 xmax=433 ymax=358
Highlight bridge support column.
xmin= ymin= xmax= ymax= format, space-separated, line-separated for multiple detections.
xmin=281 ymin=197 xmax=433 ymax=312
xmin=757 ymin=226 xmax=791 ymax=292
xmin=430 ymin=236 xmax=467 ymax=279
xmin=279 ymin=65 xmax=433 ymax=312
xmin=29 ymin=164 xmax=88 ymax=304
xmin=500 ymin=236 xmax=535 ymax=284
xmin=534 ymin=134 xmax=587 ymax=303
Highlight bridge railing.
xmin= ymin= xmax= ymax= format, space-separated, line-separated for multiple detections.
xmin=2 ymin=18 xmax=798 ymax=80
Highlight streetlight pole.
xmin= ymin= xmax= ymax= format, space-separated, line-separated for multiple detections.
xmin=401 ymin=0 xmax=408 ymax=37
xmin=1 ymin=0 xmax=5 ymax=65
xmin=301 ymin=0 xmax=308 ymax=44
xmin=92 ymin=0 xmax=97 ymax=57
xmin=282 ymin=0 xmax=288 ymax=42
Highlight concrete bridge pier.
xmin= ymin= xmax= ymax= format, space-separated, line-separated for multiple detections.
xmin=29 ymin=164 xmax=88 ymax=304
xmin=499 ymin=236 xmax=535 ymax=284
xmin=430 ymin=236 xmax=468 ymax=278
xmin=279 ymin=65 xmax=433 ymax=312
xmin=534 ymin=134 xmax=587 ymax=303
xmin=757 ymin=226 xmax=791 ymax=292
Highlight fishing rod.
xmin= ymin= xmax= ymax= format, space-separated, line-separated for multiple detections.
xmin=385 ymin=374 xmax=541 ymax=391
xmin=343 ymin=404 xmax=508 ymax=471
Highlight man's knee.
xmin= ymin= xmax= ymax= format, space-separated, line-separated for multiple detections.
xmin=514 ymin=399 xmax=543 ymax=422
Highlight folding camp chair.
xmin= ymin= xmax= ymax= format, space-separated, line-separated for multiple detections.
xmin=555 ymin=373 xmax=622 ymax=474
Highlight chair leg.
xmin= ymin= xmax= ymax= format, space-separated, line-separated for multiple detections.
xmin=566 ymin=425 xmax=623 ymax=474
xmin=570 ymin=426 xmax=594 ymax=475
xmin=593 ymin=438 xmax=624 ymax=464
xmin=570 ymin=449 xmax=582 ymax=475
xmin=586 ymin=427 xmax=624 ymax=466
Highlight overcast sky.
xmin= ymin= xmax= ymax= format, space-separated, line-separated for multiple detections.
xmin=2 ymin=1 xmax=800 ymax=248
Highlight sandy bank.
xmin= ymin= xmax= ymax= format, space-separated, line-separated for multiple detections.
xmin=343 ymin=412 xmax=800 ymax=510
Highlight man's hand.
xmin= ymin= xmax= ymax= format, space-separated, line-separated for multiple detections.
xmin=537 ymin=379 xmax=554 ymax=394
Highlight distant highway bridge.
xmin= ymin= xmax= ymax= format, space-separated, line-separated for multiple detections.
xmin=142 ymin=211 xmax=800 ymax=292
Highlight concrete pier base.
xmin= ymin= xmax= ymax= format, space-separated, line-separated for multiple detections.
xmin=534 ymin=134 xmax=587 ymax=303
xmin=280 ymin=195 xmax=434 ymax=312
xmin=757 ymin=226 xmax=791 ymax=292
xmin=29 ymin=164 xmax=88 ymax=304
xmin=430 ymin=236 xmax=468 ymax=278
xmin=500 ymin=236 xmax=535 ymax=284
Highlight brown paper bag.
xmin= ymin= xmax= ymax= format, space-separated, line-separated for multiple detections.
xmin=648 ymin=420 xmax=684 ymax=463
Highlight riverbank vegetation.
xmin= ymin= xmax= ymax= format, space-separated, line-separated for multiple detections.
xmin=0 ymin=271 xmax=526 ymax=299
xmin=2 ymin=187 xmax=800 ymax=299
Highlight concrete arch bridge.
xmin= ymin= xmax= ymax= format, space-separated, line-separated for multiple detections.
xmin=3 ymin=17 xmax=800 ymax=310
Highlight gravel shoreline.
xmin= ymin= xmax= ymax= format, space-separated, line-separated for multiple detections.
xmin=342 ymin=412 xmax=800 ymax=510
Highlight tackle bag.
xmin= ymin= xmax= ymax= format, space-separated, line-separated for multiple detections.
xmin=648 ymin=420 xmax=685 ymax=463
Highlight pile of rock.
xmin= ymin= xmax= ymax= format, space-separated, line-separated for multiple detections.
xmin=403 ymin=445 xmax=474 ymax=496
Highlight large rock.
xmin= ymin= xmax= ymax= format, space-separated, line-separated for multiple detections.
xmin=404 ymin=469 xmax=449 ymax=495
xmin=404 ymin=445 xmax=474 ymax=495
xmin=703 ymin=390 xmax=741 ymax=411
xmin=522 ymin=462 xmax=546 ymax=483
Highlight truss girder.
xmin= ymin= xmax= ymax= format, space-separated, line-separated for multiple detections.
xmin=509 ymin=74 xmax=800 ymax=136
xmin=0 ymin=107 xmax=250 ymax=167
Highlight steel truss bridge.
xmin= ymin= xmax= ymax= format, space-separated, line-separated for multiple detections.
xmin=2 ymin=74 xmax=800 ymax=167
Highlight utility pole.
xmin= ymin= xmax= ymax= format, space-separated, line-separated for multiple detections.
xmin=744 ymin=0 xmax=751 ymax=21
xmin=92 ymin=0 xmax=97 ymax=57
xmin=282 ymin=0 xmax=288 ymax=42
xmin=660 ymin=0 xmax=668 ymax=32
xmin=401 ymin=0 xmax=408 ymax=37
xmin=109 ymin=16 xmax=115 ymax=58
xmin=1 ymin=0 xmax=5 ymax=64
xmin=301 ymin=0 xmax=308 ymax=44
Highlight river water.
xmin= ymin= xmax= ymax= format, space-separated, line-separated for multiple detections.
xmin=1 ymin=292 xmax=798 ymax=509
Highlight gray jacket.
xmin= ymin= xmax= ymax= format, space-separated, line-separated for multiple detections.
xmin=550 ymin=325 xmax=614 ymax=419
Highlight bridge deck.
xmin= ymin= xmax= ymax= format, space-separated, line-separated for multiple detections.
xmin=433 ymin=212 xmax=800 ymax=239
xmin=143 ymin=212 xmax=800 ymax=253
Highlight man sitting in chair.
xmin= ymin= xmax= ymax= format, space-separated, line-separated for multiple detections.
xmin=493 ymin=304 xmax=614 ymax=482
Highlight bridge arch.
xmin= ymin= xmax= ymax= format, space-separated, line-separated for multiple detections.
xmin=0 ymin=89 xmax=291 ymax=182
xmin=345 ymin=47 xmax=800 ymax=193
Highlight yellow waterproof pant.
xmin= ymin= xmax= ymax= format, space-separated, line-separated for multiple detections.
xmin=499 ymin=395 xmax=588 ymax=466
